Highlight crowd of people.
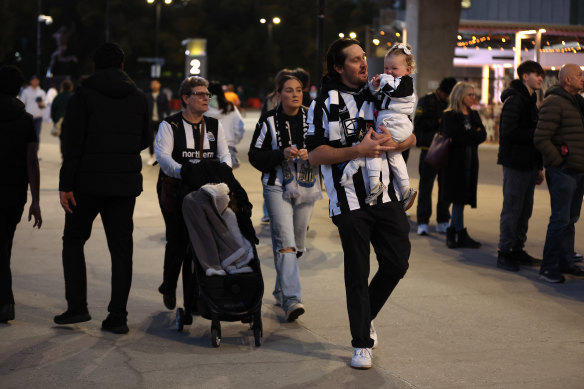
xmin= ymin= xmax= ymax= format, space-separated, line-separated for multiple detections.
xmin=2 ymin=38 xmax=584 ymax=371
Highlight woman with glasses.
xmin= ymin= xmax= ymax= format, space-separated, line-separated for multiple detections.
xmin=154 ymin=76 xmax=231 ymax=313
xmin=441 ymin=81 xmax=486 ymax=249
xmin=249 ymin=74 xmax=321 ymax=322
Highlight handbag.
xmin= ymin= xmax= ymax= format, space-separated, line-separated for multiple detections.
xmin=425 ymin=132 xmax=451 ymax=168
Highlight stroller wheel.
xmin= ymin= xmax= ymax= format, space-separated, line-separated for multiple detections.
xmin=176 ymin=308 xmax=185 ymax=332
xmin=254 ymin=326 xmax=262 ymax=347
xmin=211 ymin=321 xmax=221 ymax=347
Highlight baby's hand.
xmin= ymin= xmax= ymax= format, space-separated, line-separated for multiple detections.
xmin=370 ymin=74 xmax=381 ymax=88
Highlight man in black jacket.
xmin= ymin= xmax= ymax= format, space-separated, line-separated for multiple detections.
xmin=497 ymin=60 xmax=544 ymax=272
xmin=54 ymin=43 xmax=149 ymax=334
xmin=414 ymin=77 xmax=456 ymax=236
xmin=0 ymin=65 xmax=42 ymax=323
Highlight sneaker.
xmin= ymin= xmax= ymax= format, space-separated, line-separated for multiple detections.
xmin=400 ymin=188 xmax=417 ymax=211
xmin=560 ymin=264 xmax=584 ymax=277
xmin=351 ymin=348 xmax=372 ymax=369
xmin=573 ymin=252 xmax=583 ymax=262
xmin=146 ymin=156 xmax=156 ymax=166
xmin=260 ymin=216 xmax=270 ymax=224
xmin=435 ymin=222 xmax=450 ymax=233
xmin=370 ymin=321 xmax=378 ymax=349
xmin=285 ymin=302 xmax=305 ymax=322
xmin=538 ymin=269 xmax=566 ymax=283
xmin=364 ymin=181 xmax=386 ymax=204
xmin=54 ymin=309 xmax=92 ymax=325
xmin=511 ymin=250 xmax=541 ymax=266
xmin=497 ymin=251 xmax=520 ymax=272
xmin=417 ymin=224 xmax=429 ymax=236
xmin=101 ymin=315 xmax=129 ymax=334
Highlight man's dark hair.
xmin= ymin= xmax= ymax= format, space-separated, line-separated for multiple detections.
xmin=293 ymin=68 xmax=310 ymax=88
xmin=0 ymin=65 xmax=25 ymax=96
xmin=326 ymin=38 xmax=361 ymax=80
xmin=93 ymin=42 xmax=125 ymax=70
xmin=438 ymin=77 xmax=457 ymax=95
xmin=517 ymin=60 xmax=544 ymax=79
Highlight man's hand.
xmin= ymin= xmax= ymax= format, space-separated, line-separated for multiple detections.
xmin=356 ymin=129 xmax=392 ymax=158
xmin=60 ymin=191 xmax=76 ymax=214
xmin=536 ymin=170 xmax=545 ymax=185
xmin=28 ymin=201 xmax=42 ymax=228
xmin=376 ymin=125 xmax=416 ymax=152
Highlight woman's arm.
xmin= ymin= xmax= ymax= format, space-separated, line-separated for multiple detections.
xmin=154 ymin=121 xmax=182 ymax=178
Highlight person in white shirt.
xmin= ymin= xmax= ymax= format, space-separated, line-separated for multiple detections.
xmin=19 ymin=75 xmax=46 ymax=148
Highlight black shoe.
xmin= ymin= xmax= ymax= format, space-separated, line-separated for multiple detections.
xmin=456 ymin=228 xmax=481 ymax=249
xmin=446 ymin=227 xmax=457 ymax=249
xmin=538 ymin=269 xmax=566 ymax=283
xmin=163 ymin=294 xmax=176 ymax=310
xmin=560 ymin=264 xmax=584 ymax=277
xmin=101 ymin=315 xmax=129 ymax=334
xmin=54 ymin=309 xmax=91 ymax=325
xmin=497 ymin=251 xmax=520 ymax=272
xmin=0 ymin=304 xmax=15 ymax=322
xmin=512 ymin=250 xmax=541 ymax=266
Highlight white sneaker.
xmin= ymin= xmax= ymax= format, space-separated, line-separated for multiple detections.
xmin=146 ymin=156 xmax=156 ymax=166
xmin=370 ymin=321 xmax=378 ymax=349
xmin=417 ymin=224 xmax=429 ymax=236
xmin=400 ymin=188 xmax=417 ymax=211
xmin=436 ymin=222 xmax=450 ymax=233
xmin=364 ymin=181 xmax=386 ymax=204
xmin=285 ymin=302 xmax=305 ymax=322
xmin=351 ymin=347 xmax=372 ymax=369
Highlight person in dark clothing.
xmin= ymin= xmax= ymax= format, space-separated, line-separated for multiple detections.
xmin=497 ymin=60 xmax=545 ymax=272
xmin=146 ymin=79 xmax=170 ymax=166
xmin=54 ymin=43 xmax=150 ymax=334
xmin=533 ymin=64 xmax=584 ymax=283
xmin=414 ymin=77 xmax=457 ymax=236
xmin=0 ymin=65 xmax=42 ymax=323
xmin=50 ymin=79 xmax=74 ymax=156
xmin=442 ymin=81 xmax=486 ymax=249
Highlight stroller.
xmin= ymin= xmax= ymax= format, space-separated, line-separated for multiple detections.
xmin=175 ymin=160 xmax=264 ymax=347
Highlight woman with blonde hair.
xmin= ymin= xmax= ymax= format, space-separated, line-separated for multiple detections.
xmin=441 ymin=81 xmax=486 ymax=248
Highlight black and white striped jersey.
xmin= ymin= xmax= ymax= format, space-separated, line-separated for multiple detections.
xmin=306 ymin=82 xmax=399 ymax=217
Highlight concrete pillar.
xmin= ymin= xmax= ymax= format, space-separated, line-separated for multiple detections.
xmin=406 ymin=0 xmax=462 ymax=98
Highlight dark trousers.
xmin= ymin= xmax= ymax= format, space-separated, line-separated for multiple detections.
xmin=332 ymin=202 xmax=410 ymax=348
xmin=541 ymin=167 xmax=584 ymax=272
xmin=148 ymin=120 xmax=161 ymax=156
xmin=0 ymin=205 xmax=24 ymax=305
xmin=498 ymin=166 xmax=538 ymax=252
xmin=416 ymin=149 xmax=450 ymax=225
xmin=156 ymin=180 xmax=191 ymax=308
xmin=62 ymin=194 xmax=136 ymax=318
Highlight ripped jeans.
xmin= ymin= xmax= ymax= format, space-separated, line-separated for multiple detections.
xmin=263 ymin=183 xmax=314 ymax=311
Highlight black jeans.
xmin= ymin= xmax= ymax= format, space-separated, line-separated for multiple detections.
xmin=332 ymin=202 xmax=410 ymax=348
xmin=0 ymin=205 xmax=24 ymax=305
xmin=62 ymin=194 xmax=135 ymax=319
xmin=416 ymin=149 xmax=450 ymax=225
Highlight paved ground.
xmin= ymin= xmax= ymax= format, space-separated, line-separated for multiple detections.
xmin=1 ymin=111 xmax=583 ymax=389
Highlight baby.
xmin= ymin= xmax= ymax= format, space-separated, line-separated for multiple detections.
xmin=341 ymin=43 xmax=418 ymax=209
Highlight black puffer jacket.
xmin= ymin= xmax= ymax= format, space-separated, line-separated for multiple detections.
xmin=0 ymin=94 xmax=36 ymax=207
xmin=534 ymin=85 xmax=584 ymax=172
xmin=59 ymin=68 xmax=149 ymax=196
xmin=497 ymin=79 xmax=542 ymax=170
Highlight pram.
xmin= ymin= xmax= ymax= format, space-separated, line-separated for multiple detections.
xmin=174 ymin=160 xmax=264 ymax=347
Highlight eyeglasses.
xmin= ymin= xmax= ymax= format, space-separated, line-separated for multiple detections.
xmin=466 ymin=93 xmax=476 ymax=98
xmin=186 ymin=92 xmax=212 ymax=99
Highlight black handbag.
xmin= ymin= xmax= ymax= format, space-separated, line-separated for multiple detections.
xmin=425 ymin=132 xmax=451 ymax=168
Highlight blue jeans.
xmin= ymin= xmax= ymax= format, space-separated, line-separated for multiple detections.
xmin=541 ymin=167 xmax=584 ymax=272
xmin=263 ymin=183 xmax=314 ymax=311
